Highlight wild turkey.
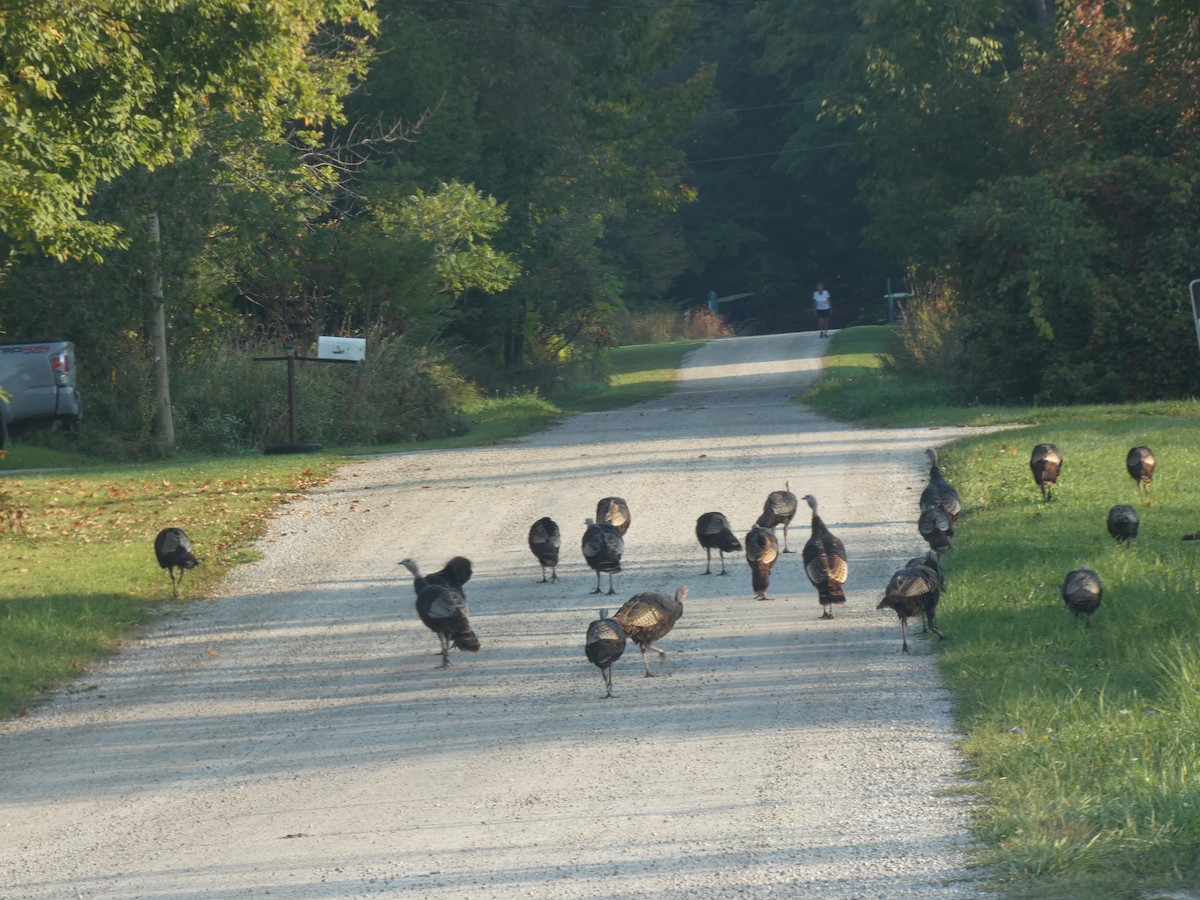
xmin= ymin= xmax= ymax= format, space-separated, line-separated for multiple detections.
xmin=399 ymin=558 xmax=480 ymax=667
xmin=920 ymin=448 xmax=962 ymax=522
xmin=1183 ymin=530 xmax=1200 ymax=542
xmin=756 ymin=482 xmax=799 ymax=553
xmin=582 ymin=518 xmax=623 ymax=595
xmin=696 ymin=511 xmax=742 ymax=575
xmin=744 ymin=524 xmax=779 ymax=600
xmin=596 ymin=496 xmax=631 ymax=536
xmin=154 ymin=527 xmax=199 ymax=598
xmin=878 ymin=553 xmax=946 ymax=653
xmin=1107 ymin=504 xmax=1139 ymax=544
xmin=918 ymin=504 xmax=953 ymax=555
xmin=905 ymin=551 xmax=947 ymax=633
xmin=1062 ymin=565 xmax=1103 ymax=627
xmin=528 ymin=517 xmax=561 ymax=583
xmin=611 ymin=586 xmax=687 ymax=677
xmin=801 ymin=494 xmax=849 ymax=619
xmin=1126 ymin=446 xmax=1156 ymax=494
xmin=1030 ymin=443 xmax=1062 ymax=502
xmin=584 ymin=609 xmax=627 ymax=698
xmin=398 ymin=556 xmax=472 ymax=593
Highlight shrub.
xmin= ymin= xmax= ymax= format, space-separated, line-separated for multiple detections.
xmin=618 ymin=306 xmax=733 ymax=344
xmin=890 ymin=269 xmax=966 ymax=376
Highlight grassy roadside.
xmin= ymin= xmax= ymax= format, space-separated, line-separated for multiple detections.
xmin=0 ymin=340 xmax=703 ymax=718
xmin=807 ymin=326 xmax=1200 ymax=896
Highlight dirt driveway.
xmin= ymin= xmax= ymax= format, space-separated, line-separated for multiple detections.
xmin=0 ymin=332 xmax=984 ymax=898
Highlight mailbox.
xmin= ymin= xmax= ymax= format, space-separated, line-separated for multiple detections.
xmin=316 ymin=336 xmax=366 ymax=362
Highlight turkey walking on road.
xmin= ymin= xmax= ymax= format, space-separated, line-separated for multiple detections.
xmin=584 ymin=609 xmax=627 ymax=698
xmin=801 ymin=495 xmax=848 ymax=619
xmin=398 ymin=556 xmax=472 ymax=593
xmin=1127 ymin=446 xmax=1156 ymax=495
xmin=596 ymin=496 xmax=631 ymax=536
xmin=528 ymin=517 xmax=562 ymax=583
xmin=745 ymin=524 xmax=779 ymax=601
xmin=756 ymin=482 xmax=798 ymax=553
xmin=400 ymin=558 xmax=480 ymax=667
xmin=154 ymin=527 xmax=199 ymax=598
xmin=1107 ymin=505 xmax=1139 ymax=544
xmin=1062 ymin=566 xmax=1103 ymax=628
xmin=920 ymin=448 xmax=962 ymax=522
xmin=696 ymin=511 xmax=742 ymax=575
xmin=582 ymin=518 xmax=623 ymax=595
xmin=611 ymin=586 xmax=687 ymax=677
xmin=918 ymin=505 xmax=953 ymax=555
xmin=878 ymin=553 xmax=945 ymax=653
xmin=1030 ymin=443 xmax=1062 ymax=502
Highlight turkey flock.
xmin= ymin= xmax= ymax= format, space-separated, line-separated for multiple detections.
xmin=151 ymin=437 xmax=1173 ymax=696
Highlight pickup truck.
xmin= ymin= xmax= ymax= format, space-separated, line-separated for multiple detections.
xmin=0 ymin=340 xmax=82 ymax=447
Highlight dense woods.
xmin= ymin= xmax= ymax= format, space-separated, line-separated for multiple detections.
xmin=1 ymin=1 xmax=1198 ymax=456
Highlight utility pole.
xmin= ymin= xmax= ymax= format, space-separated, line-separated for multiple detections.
xmin=147 ymin=211 xmax=175 ymax=451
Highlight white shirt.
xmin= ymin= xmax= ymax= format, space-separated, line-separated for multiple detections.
xmin=813 ymin=289 xmax=831 ymax=311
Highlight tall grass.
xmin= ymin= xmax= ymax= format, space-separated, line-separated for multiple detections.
xmin=810 ymin=325 xmax=1200 ymax=895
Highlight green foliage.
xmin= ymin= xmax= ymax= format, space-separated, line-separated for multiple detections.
xmin=0 ymin=0 xmax=376 ymax=261
xmin=390 ymin=181 xmax=519 ymax=298
xmin=890 ymin=268 xmax=965 ymax=375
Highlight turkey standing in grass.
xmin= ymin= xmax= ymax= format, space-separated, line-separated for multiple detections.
xmin=696 ymin=511 xmax=742 ymax=575
xmin=1127 ymin=446 xmax=1156 ymax=495
xmin=528 ymin=517 xmax=561 ymax=583
xmin=1062 ymin=566 xmax=1103 ymax=627
xmin=801 ymin=495 xmax=849 ymax=619
xmin=596 ymin=496 xmax=631 ymax=536
xmin=584 ymin=609 xmax=627 ymax=698
xmin=756 ymin=482 xmax=799 ymax=553
xmin=611 ymin=586 xmax=687 ymax=677
xmin=920 ymin=448 xmax=962 ymax=522
xmin=582 ymin=518 xmax=623 ymax=595
xmin=1030 ymin=443 xmax=1063 ymax=502
xmin=1107 ymin=504 xmax=1139 ymax=544
xmin=918 ymin=504 xmax=953 ymax=555
xmin=878 ymin=553 xmax=946 ymax=653
xmin=399 ymin=558 xmax=480 ymax=667
xmin=744 ymin=524 xmax=779 ymax=600
xmin=154 ymin=527 xmax=199 ymax=598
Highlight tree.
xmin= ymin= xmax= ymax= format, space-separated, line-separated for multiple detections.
xmin=347 ymin=0 xmax=707 ymax=371
xmin=0 ymin=0 xmax=376 ymax=262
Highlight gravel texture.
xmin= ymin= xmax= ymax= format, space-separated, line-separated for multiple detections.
xmin=0 ymin=332 xmax=986 ymax=898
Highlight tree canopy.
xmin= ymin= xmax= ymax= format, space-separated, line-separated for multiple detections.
xmin=2 ymin=0 xmax=1199 ymax=456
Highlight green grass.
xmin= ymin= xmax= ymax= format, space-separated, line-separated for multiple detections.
xmin=0 ymin=456 xmax=340 ymax=717
xmin=811 ymin=325 xmax=1200 ymax=895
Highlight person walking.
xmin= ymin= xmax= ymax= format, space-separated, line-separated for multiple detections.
xmin=813 ymin=282 xmax=832 ymax=338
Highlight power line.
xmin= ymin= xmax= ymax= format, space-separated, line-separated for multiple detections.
xmin=687 ymin=141 xmax=855 ymax=165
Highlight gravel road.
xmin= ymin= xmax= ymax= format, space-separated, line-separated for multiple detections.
xmin=0 ymin=332 xmax=985 ymax=898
